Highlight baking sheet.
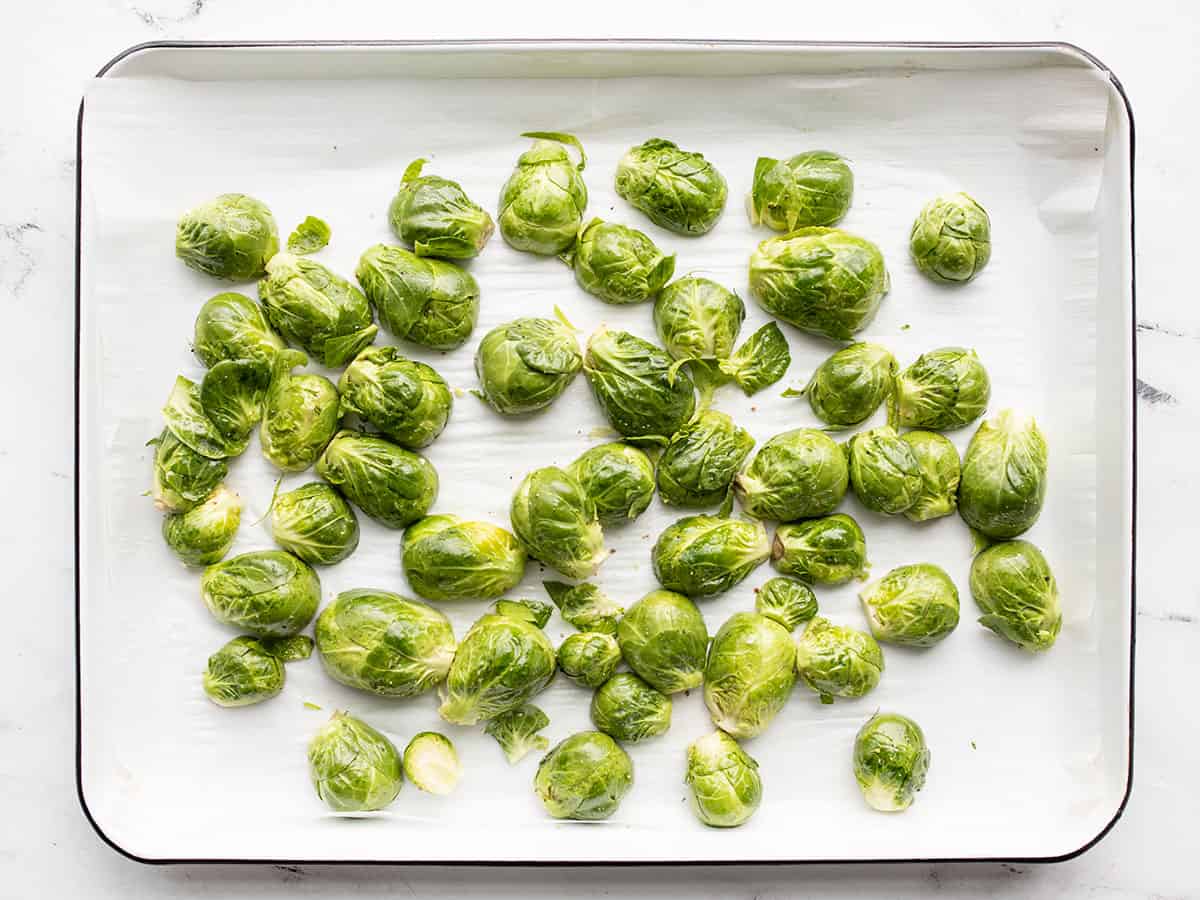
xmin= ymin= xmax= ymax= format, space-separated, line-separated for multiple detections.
xmin=76 ymin=43 xmax=1134 ymax=863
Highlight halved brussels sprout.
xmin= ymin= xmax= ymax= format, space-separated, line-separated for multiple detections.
xmin=657 ymin=410 xmax=754 ymax=508
xmin=308 ymin=712 xmax=402 ymax=812
xmin=403 ymin=732 xmax=461 ymax=796
xmin=176 ymin=193 xmax=279 ymax=281
xmin=484 ymin=703 xmax=550 ymax=764
xmin=193 ymin=292 xmax=284 ymax=368
xmin=616 ymin=589 xmax=708 ymax=694
xmin=860 ymin=563 xmax=960 ymax=647
xmin=910 ymin=192 xmax=991 ymax=284
xmin=270 ymin=482 xmax=359 ymax=566
xmin=203 ymin=635 xmax=287 ymax=707
xmin=801 ymin=342 xmax=896 ymax=428
xmin=704 ymin=612 xmax=796 ymax=738
xmin=567 ymin=442 xmax=656 ymax=525
xmin=794 ymin=616 xmax=884 ymax=703
xmin=316 ymin=430 xmax=438 ymax=529
xmin=853 ymin=713 xmax=930 ymax=812
xmin=771 ymin=513 xmax=869 ymax=585
xmin=848 ymin=425 xmax=923 ymax=516
xmin=510 ymin=466 xmax=605 ymax=579
xmin=892 ymin=347 xmax=990 ymax=431
xmin=543 ymin=581 xmax=624 ymax=635
xmin=685 ymin=731 xmax=762 ymax=828
xmin=902 ymin=431 xmax=961 ymax=522
xmin=162 ymin=484 xmax=241 ymax=566
xmin=401 ymin=514 xmax=526 ymax=602
xmin=493 ymin=598 xmax=553 ymax=629
xmin=969 ymin=539 xmax=1061 ymax=652
xmin=652 ymin=515 xmax=769 ymax=598
xmin=749 ymin=151 xmax=854 ymax=231
xmin=287 ymin=215 xmax=331 ymax=255
xmin=388 ymin=158 xmax=495 ymax=259
xmin=958 ymin=409 xmax=1048 ymax=539
xmin=584 ymin=326 xmax=696 ymax=441
xmin=534 ymin=731 xmax=634 ymax=820
xmin=150 ymin=429 xmax=227 ymax=513
xmin=734 ymin=429 xmax=848 ymax=521
xmin=260 ymin=349 xmax=340 ymax=473
xmin=615 ymin=138 xmax=727 ymax=235
xmin=590 ymin=673 xmax=671 ymax=742
xmin=755 ymin=577 xmax=818 ymax=631
xmin=570 ymin=219 xmax=675 ymax=305
xmin=557 ymin=632 xmax=622 ymax=688
xmin=475 ymin=317 xmax=582 ymax=415
xmin=200 ymin=550 xmax=320 ymax=637
xmin=718 ymin=323 xmax=792 ymax=397
xmin=162 ymin=374 xmax=248 ymax=460
xmin=338 ymin=346 xmax=452 ymax=449
xmin=653 ymin=277 xmax=744 ymax=363
xmin=499 ymin=131 xmax=588 ymax=255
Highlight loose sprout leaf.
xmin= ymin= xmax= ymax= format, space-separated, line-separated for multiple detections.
xmin=493 ymin=598 xmax=553 ymax=629
xmin=304 ymin=701 xmax=323 ymax=711
xmin=543 ymin=581 xmax=624 ymax=634
xmin=287 ymin=216 xmax=332 ymax=255
xmin=162 ymin=375 xmax=247 ymax=459
xmin=780 ymin=387 xmax=804 ymax=398
xmin=483 ymin=704 xmax=551 ymax=764
xmin=260 ymin=634 xmax=315 ymax=662
xmin=199 ymin=358 xmax=271 ymax=442
xmin=720 ymin=323 xmax=791 ymax=396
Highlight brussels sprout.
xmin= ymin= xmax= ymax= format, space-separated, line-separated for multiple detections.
xmin=509 ymin=466 xmax=605 ymax=579
xmin=969 ymin=540 xmax=1061 ymax=652
xmin=192 ymin=292 xmax=284 ymax=368
xmin=570 ymin=219 xmax=675 ymax=305
xmin=860 ymin=563 xmax=960 ymax=647
xmin=260 ymin=350 xmax=340 ymax=473
xmin=202 ymin=636 xmax=284 ymax=707
xmin=199 ymin=358 xmax=271 ymax=445
xmin=400 ymin=514 xmax=526 ymax=602
xmin=338 ymin=347 xmax=451 ymax=449
xmin=734 ymin=429 xmax=848 ymax=521
xmin=493 ymin=598 xmax=554 ymax=629
xmin=958 ymin=410 xmax=1048 ymax=539
xmin=149 ymin=429 xmax=227 ymax=513
xmin=260 ymin=634 xmax=315 ymax=661
xmin=749 ymin=228 xmax=890 ymax=341
xmin=534 ymin=731 xmax=634 ymax=820
xmin=749 ymin=151 xmax=854 ymax=231
xmin=794 ymin=617 xmax=884 ymax=704
xmin=200 ymin=550 xmax=320 ymax=637
xmin=910 ymin=192 xmax=991 ymax=284
xmin=355 ymin=244 xmax=481 ymax=351
xmin=703 ymin=612 xmax=796 ymax=739
xmin=162 ymin=375 xmax=248 ymax=460
xmin=474 ymin=317 xmax=582 ymax=415
xmin=653 ymin=277 xmax=744 ymax=363
xmin=583 ymin=327 xmax=696 ymax=441
xmin=892 ymin=347 xmax=990 ymax=431
xmin=718 ymin=323 xmax=792 ymax=397
xmin=685 ymin=731 xmax=762 ymax=828
xmin=162 ymin=484 xmax=242 ymax=566
xmin=388 ymin=158 xmax=495 ymax=259
xmin=652 ymin=515 xmax=769 ymax=598
xmin=287 ymin=215 xmax=331 ymax=255
xmin=315 ymin=588 xmax=455 ymax=697
xmin=771 ymin=514 xmax=869 ymax=585
xmin=499 ymin=131 xmax=588 ymax=255
xmin=484 ymin=703 xmax=550 ymax=764
xmin=848 ymin=426 xmax=923 ymax=516
xmin=316 ymin=431 xmax=438 ymax=529
xmin=270 ymin=482 xmax=359 ymax=566
xmin=176 ymin=193 xmax=279 ymax=281
xmin=438 ymin=613 xmax=557 ymax=726
xmin=901 ymin=431 xmax=961 ymax=522
xmin=755 ymin=577 xmax=818 ymax=631
xmin=258 ymin=253 xmax=377 ymax=368
xmin=308 ymin=712 xmax=402 ymax=812
xmin=567 ymin=442 xmax=656 ymax=525
xmin=403 ymin=732 xmax=461 ymax=795
xmin=657 ymin=411 xmax=754 ymax=508
xmin=543 ymin=581 xmax=624 ymax=635
xmin=615 ymin=138 xmax=727 ymax=235
xmin=853 ymin=713 xmax=930 ymax=812
xmin=800 ymin=343 xmax=896 ymax=428
xmin=557 ymin=632 xmax=622 ymax=688
xmin=616 ymin=590 xmax=708 ymax=694
xmin=591 ymin=672 xmax=672 ymax=742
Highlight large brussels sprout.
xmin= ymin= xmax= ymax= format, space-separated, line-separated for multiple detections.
xmin=653 ymin=277 xmax=744 ymax=364
xmin=534 ymin=731 xmax=634 ymax=820
xmin=657 ymin=411 xmax=754 ymax=509
xmin=567 ymin=442 xmax=655 ymax=525
xmin=591 ymin=673 xmax=671 ymax=742
xmin=338 ymin=346 xmax=451 ymax=449
xmin=493 ymin=598 xmax=554 ymax=629
xmin=853 ymin=713 xmax=930 ymax=812
xmin=315 ymin=588 xmax=455 ymax=696
xmin=652 ymin=515 xmax=769 ymax=598
xmin=847 ymin=425 xmax=923 ymax=516
xmin=734 ymin=429 xmax=848 ymax=521
xmin=749 ymin=151 xmax=854 ymax=231
xmin=794 ymin=617 xmax=884 ymax=704
xmin=910 ymin=192 xmax=991 ymax=284
xmin=202 ymin=634 xmax=311 ymax=707
xmin=902 ymin=431 xmax=961 ymax=522
xmin=749 ymin=228 xmax=890 ymax=341
xmin=200 ymin=550 xmax=320 ymax=637
xmin=402 ymin=514 xmax=527 ymax=602
xmin=969 ymin=540 xmax=1061 ymax=652
xmin=162 ymin=374 xmax=249 ymax=460
xmin=543 ymin=581 xmax=624 ymax=635
xmin=438 ymin=613 xmax=557 ymax=726
xmin=800 ymin=342 xmax=896 ymax=428
xmin=260 ymin=349 xmax=340 ymax=473
xmin=316 ymin=431 xmax=438 ymax=529
xmin=270 ymin=482 xmax=359 ymax=566
xmin=616 ymin=589 xmax=708 ymax=694
xmin=860 ymin=563 xmax=960 ymax=647
xmin=388 ymin=158 xmax=495 ymax=259
xmin=685 ymin=731 xmax=762 ymax=828
xmin=402 ymin=732 xmax=461 ymax=795
xmin=958 ymin=409 xmax=1048 ymax=539
xmin=557 ymin=632 xmax=622 ymax=688
xmin=615 ymin=138 xmax=727 ymax=235
xmin=570 ymin=219 xmax=675 ymax=305
xmin=176 ymin=193 xmax=279 ymax=281
xmin=584 ymin=327 xmax=696 ymax=441
xmin=150 ymin=429 xmax=227 ymax=513
xmin=258 ymin=253 xmax=377 ymax=368
xmin=474 ymin=317 xmax=582 ymax=415
xmin=893 ymin=347 xmax=990 ymax=431
xmin=192 ymin=292 xmax=284 ymax=368
xmin=499 ymin=131 xmax=588 ymax=255
xmin=771 ymin=513 xmax=869 ymax=585
xmin=162 ymin=484 xmax=241 ymax=566
xmin=704 ymin=612 xmax=796 ymax=738
xmin=509 ymin=466 xmax=605 ymax=579
xmin=308 ymin=712 xmax=402 ymax=812
xmin=484 ymin=703 xmax=550 ymax=764
xmin=755 ymin=577 xmax=818 ymax=632
xmin=717 ymin=322 xmax=792 ymax=397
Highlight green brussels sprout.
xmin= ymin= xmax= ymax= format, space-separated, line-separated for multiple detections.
xmin=543 ymin=581 xmax=623 ymax=635
xmin=657 ymin=410 xmax=754 ymax=508
xmin=388 ymin=158 xmax=495 ymax=259
xmin=260 ymin=349 xmax=340 ymax=473
xmin=653 ymin=277 xmax=744 ymax=363
xmin=749 ymin=151 xmax=854 ymax=231
xmin=162 ymin=374 xmax=249 ymax=460
xmin=652 ymin=515 xmax=769 ymax=598
xmin=567 ymin=442 xmax=656 ymax=525
xmin=149 ymin=429 xmax=227 ymax=513
xmin=685 ymin=731 xmax=762 ymax=828
xmin=910 ymin=192 xmax=991 ymax=284
xmin=258 ymin=252 xmax=377 ymax=368
xmin=355 ymin=244 xmax=480 ymax=351
xmin=969 ymin=540 xmax=1061 ymax=651
xmin=401 ymin=514 xmax=526 ymax=602
xmin=847 ymin=425 xmax=923 ymax=516
xmin=162 ymin=484 xmax=242 ymax=566
xmin=199 ymin=358 xmax=271 ymax=445
xmin=192 ymin=292 xmax=284 ymax=368
xmin=892 ymin=347 xmax=990 ymax=431
xmin=717 ymin=322 xmax=792 ymax=397
xmin=703 ymin=610 xmax=797 ymax=737
xmin=958 ymin=410 xmax=1048 ymax=539
xmin=570 ymin=219 xmax=676 ymax=305
xmin=510 ymin=466 xmax=605 ymax=579
xmin=901 ymin=431 xmax=961 ymax=522
xmin=499 ymin=131 xmax=588 ymax=255
xmin=616 ymin=589 xmax=708 ymax=694
xmin=583 ymin=327 xmax=696 ymax=441
xmin=474 ymin=317 xmax=582 ymax=415
xmin=860 ymin=563 xmax=960 ymax=647
xmin=493 ymin=598 xmax=554 ymax=629
xmin=557 ymin=632 xmax=622 ymax=688
xmin=316 ymin=431 xmax=438 ymax=529
xmin=733 ymin=429 xmax=848 ymax=521
xmin=484 ymin=703 xmax=550 ymax=764
xmin=800 ymin=342 xmax=896 ymax=428
xmin=439 ymin=613 xmax=557 ymax=726
xmin=338 ymin=346 xmax=451 ymax=450
xmin=771 ymin=513 xmax=869 ymax=585
xmin=287 ymin=215 xmax=331 ymax=255
xmin=176 ymin=193 xmax=279 ymax=281
xmin=749 ymin=228 xmax=890 ymax=341
xmin=269 ymin=482 xmax=359 ymax=566
xmin=755 ymin=577 xmax=818 ymax=631
xmin=590 ymin=672 xmax=671 ymax=742
xmin=308 ymin=712 xmax=402 ymax=812
xmin=853 ymin=713 xmax=930 ymax=812
xmin=794 ymin=617 xmax=884 ymax=704
xmin=402 ymin=732 xmax=461 ymax=795
xmin=615 ymin=138 xmax=728 ymax=235
xmin=202 ymin=636 xmax=285 ymax=707
xmin=200 ymin=550 xmax=320 ymax=637
xmin=534 ymin=731 xmax=634 ymax=820
xmin=315 ymin=588 xmax=455 ymax=697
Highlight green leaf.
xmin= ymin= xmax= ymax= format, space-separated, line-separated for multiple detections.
xmin=287 ymin=216 xmax=331 ymax=255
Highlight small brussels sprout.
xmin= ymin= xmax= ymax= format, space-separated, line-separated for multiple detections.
xmin=734 ymin=429 xmax=848 ymax=521
xmin=567 ymin=442 xmax=656 ymax=525
xmin=316 ymin=431 xmax=438 ymax=529
xmin=439 ymin=613 xmax=557 ymax=726
xmin=162 ymin=374 xmax=248 ymax=460
xmin=260 ymin=350 xmax=340 ymax=473
xmin=755 ymin=577 xmax=818 ymax=631
xmin=703 ymin=612 xmax=796 ymax=738
xmin=534 ymin=731 xmax=634 ymax=820
xmin=315 ymin=588 xmax=455 ymax=697
xmin=557 ymin=632 xmax=622 ymax=688
xmin=484 ymin=704 xmax=550 ymax=764
xmin=615 ymin=138 xmax=728 ymax=235
xmin=258 ymin=253 xmax=377 ymax=368
xmin=847 ymin=425 xmax=923 ymax=516
xmin=474 ymin=317 xmax=582 ymax=415
xmin=192 ymin=292 xmax=284 ymax=368
xmin=616 ymin=590 xmax=708 ymax=694
xmin=901 ymin=431 xmax=961 ymax=522
xmin=653 ymin=277 xmax=745 ymax=363
xmin=652 ymin=515 xmax=770 ymax=598
xmin=499 ymin=132 xmax=588 ymax=255
xmin=200 ymin=550 xmax=320 ymax=638
xmin=910 ymin=192 xmax=991 ymax=284
xmin=493 ymin=598 xmax=554 ymax=629
xmin=176 ymin=193 xmax=279 ymax=281
xmin=162 ymin=484 xmax=242 ymax=566
xmin=150 ymin=429 xmax=227 ymax=513
xmin=794 ymin=617 xmax=884 ymax=704
xmin=958 ymin=410 xmax=1048 ymax=539
xmin=388 ymin=158 xmax=495 ymax=259
xmin=860 ymin=563 xmax=960 ymax=647
xmin=270 ymin=482 xmax=359 ymax=566
xmin=685 ymin=731 xmax=762 ymax=828
xmin=510 ymin=466 xmax=605 ymax=579
xmin=570 ymin=219 xmax=676 ymax=305
xmin=401 ymin=514 xmax=527 ymax=602
xmin=543 ymin=581 xmax=624 ymax=635
xmin=590 ymin=673 xmax=672 ymax=742
xmin=287 ymin=215 xmax=331 ymax=255
xmin=583 ymin=327 xmax=696 ymax=440
xmin=403 ymin=732 xmax=461 ymax=795
xmin=202 ymin=635 xmax=285 ymax=707
xmin=199 ymin=358 xmax=271 ymax=445
xmin=338 ymin=346 xmax=452 ymax=450
xmin=771 ymin=514 xmax=869 ymax=585
xmin=801 ymin=343 xmax=896 ymax=428
xmin=853 ymin=713 xmax=930 ymax=812
xmin=308 ymin=712 xmax=402 ymax=812
xmin=657 ymin=410 xmax=754 ymax=508
xmin=969 ymin=540 xmax=1061 ymax=652
xmin=749 ymin=151 xmax=854 ymax=231
xmin=749 ymin=228 xmax=890 ymax=341
xmin=893 ymin=347 xmax=990 ymax=431
xmin=718 ymin=322 xmax=792 ymax=397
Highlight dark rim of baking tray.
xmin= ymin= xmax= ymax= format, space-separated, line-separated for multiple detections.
xmin=74 ymin=39 xmax=1137 ymax=869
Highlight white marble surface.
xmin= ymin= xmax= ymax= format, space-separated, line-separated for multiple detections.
xmin=0 ymin=0 xmax=1195 ymax=897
